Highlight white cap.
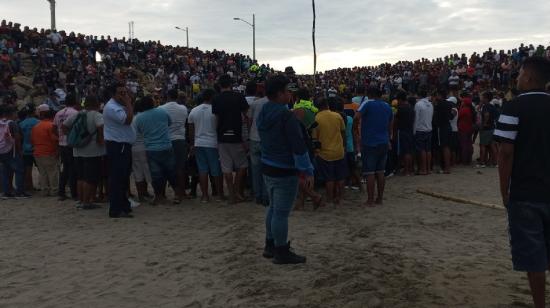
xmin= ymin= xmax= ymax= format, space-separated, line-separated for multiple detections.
xmin=446 ymin=97 xmax=458 ymax=105
xmin=37 ymin=104 xmax=50 ymax=112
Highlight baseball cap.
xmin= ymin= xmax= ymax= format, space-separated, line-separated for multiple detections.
xmin=446 ymin=96 xmax=458 ymax=105
xmin=37 ymin=104 xmax=50 ymax=112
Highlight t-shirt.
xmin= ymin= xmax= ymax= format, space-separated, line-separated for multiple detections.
xmin=187 ymin=103 xmax=218 ymax=148
xmin=433 ymin=99 xmax=453 ymax=129
xmin=159 ymin=101 xmax=188 ymax=141
xmin=414 ymin=98 xmax=434 ymax=134
xmin=19 ymin=117 xmax=40 ymax=155
xmin=358 ymin=99 xmax=393 ymax=147
xmin=31 ymin=119 xmax=58 ymax=157
xmin=247 ymin=96 xmax=268 ymax=142
xmin=134 ymin=108 xmax=172 ymax=151
xmin=494 ymin=92 xmax=550 ymax=203
xmin=395 ymin=103 xmax=414 ymax=133
xmin=312 ymin=110 xmax=345 ymax=161
xmin=0 ymin=119 xmax=17 ymax=154
xmin=131 ymin=113 xmax=146 ymax=152
xmin=212 ymin=91 xmax=249 ymax=143
xmin=53 ymin=106 xmax=78 ymax=146
xmin=63 ymin=111 xmax=105 ymax=157
xmin=103 ymin=98 xmax=136 ymax=144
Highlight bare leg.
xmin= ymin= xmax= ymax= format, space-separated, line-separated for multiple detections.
xmin=426 ymin=152 xmax=432 ymax=174
xmin=375 ymin=173 xmax=385 ymax=204
xmin=527 ymin=272 xmax=545 ymax=308
xmin=365 ymin=175 xmax=375 ymax=206
xmin=235 ymin=168 xmax=247 ymax=201
xmin=418 ymin=151 xmax=427 ymax=175
xmin=404 ymin=154 xmax=413 ymax=175
xmin=77 ymin=180 xmax=85 ymax=203
xmin=325 ymin=181 xmax=335 ymax=204
xmin=224 ymin=173 xmax=236 ymax=203
xmin=442 ymin=146 xmax=451 ymax=173
xmin=198 ymin=173 xmax=210 ymax=202
xmin=214 ymin=176 xmax=225 ymax=200
xmin=334 ymin=180 xmax=344 ymax=205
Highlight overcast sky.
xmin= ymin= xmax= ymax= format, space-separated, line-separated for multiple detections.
xmin=3 ymin=0 xmax=550 ymax=73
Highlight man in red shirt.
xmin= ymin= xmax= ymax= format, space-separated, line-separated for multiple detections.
xmin=457 ymin=93 xmax=475 ymax=164
xmin=31 ymin=104 xmax=59 ymax=197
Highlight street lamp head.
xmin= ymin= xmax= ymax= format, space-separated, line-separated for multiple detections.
xmin=175 ymin=26 xmax=181 ymax=29
xmin=233 ymin=18 xmax=240 ymax=20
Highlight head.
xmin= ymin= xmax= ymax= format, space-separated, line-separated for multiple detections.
xmin=366 ymin=86 xmax=382 ymax=99
xmin=84 ymin=95 xmax=100 ymax=110
xmin=317 ymin=98 xmax=330 ymax=110
xmin=418 ymin=87 xmax=429 ymax=99
xmin=481 ymin=91 xmax=493 ymax=104
xmin=109 ymin=82 xmax=128 ymax=102
xmin=201 ymin=88 xmax=216 ymax=104
xmin=245 ymin=81 xmax=257 ymax=96
xmin=266 ymin=75 xmax=292 ymax=104
xmin=37 ymin=104 xmax=53 ymax=119
xmin=140 ymin=95 xmax=155 ymax=111
xmin=517 ymin=56 xmax=550 ymax=91
xmin=65 ymin=93 xmax=77 ymax=107
xmin=295 ymin=88 xmax=310 ymax=101
xmin=395 ymin=90 xmax=407 ymax=103
xmin=0 ymin=105 xmax=17 ymax=120
xmin=218 ymin=74 xmax=233 ymax=90
xmin=166 ymin=88 xmax=179 ymax=103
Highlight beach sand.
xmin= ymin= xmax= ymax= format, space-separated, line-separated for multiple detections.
xmin=0 ymin=166 xmax=534 ymax=307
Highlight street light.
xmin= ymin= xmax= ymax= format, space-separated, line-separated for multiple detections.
xmin=174 ymin=26 xmax=189 ymax=49
xmin=46 ymin=0 xmax=56 ymax=30
xmin=233 ymin=14 xmax=256 ymax=62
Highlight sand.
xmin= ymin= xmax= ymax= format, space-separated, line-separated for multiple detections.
xmin=0 ymin=166 xmax=535 ymax=308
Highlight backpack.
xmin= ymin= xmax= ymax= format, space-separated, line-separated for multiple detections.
xmin=67 ymin=112 xmax=96 ymax=148
xmin=0 ymin=120 xmax=14 ymax=154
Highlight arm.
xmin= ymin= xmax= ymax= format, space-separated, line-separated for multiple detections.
xmin=353 ymin=111 xmax=362 ymax=153
xmin=494 ymin=100 xmax=519 ymax=206
xmin=498 ymin=143 xmax=514 ymax=206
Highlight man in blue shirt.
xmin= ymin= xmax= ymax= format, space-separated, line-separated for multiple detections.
xmin=354 ymin=87 xmax=393 ymax=207
xmin=18 ymin=104 xmax=40 ymax=191
xmin=134 ymin=96 xmax=180 ymax=205
xmin=103 ymin=83 xmax=135 ymax=218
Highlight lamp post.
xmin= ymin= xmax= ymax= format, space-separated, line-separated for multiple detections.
xmin=233 ymin=14 xmax=255 ymax=62
xmin=46 ymin=0 xmax=56 ymax=31
xmin=174 ymin=26 xmax=189 ymax=48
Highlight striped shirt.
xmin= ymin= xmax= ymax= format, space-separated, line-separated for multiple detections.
xmin=494 ymin=91 xmax=550 ymax=203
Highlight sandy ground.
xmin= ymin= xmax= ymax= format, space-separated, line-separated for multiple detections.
xmin=0 ymin=165 xmax=536 ymax=308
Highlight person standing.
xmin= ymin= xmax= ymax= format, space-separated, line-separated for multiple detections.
xmin=188 ymin=89 xmax=224 ymax=203
xmin=53 ymin=93 xmax=79 ymax=200
xmin=159 ymin=89 xmax=189 ymax=203
xmin=354 ymin=87 xmax=393 ymax=206
xmin=0 ymin=105 xmax=29 ymax=199
xmin=495 ymin=56 xmax=550 ymax=308
xmin=18 ymin=105 xmax=40 ymax=191
xmin=31 ymin=104 xmax=59 ymax=197
xmin=257 ymin=75 xmax=314 ymax=264
xmin=103 ymin=83 xmax=135 ymax=218
xmin=457 ymin=93 xmax=475 ymax=165
xmin=413 ymin=89 xmax=434 ymax=175
xmin=432 ymin=89 xmax=454 ymax=174
xmin=478 ymin=92 xmax=498 ymax=168
xmin=212 ymin=74 xmax=249 ymax=204
xmin=394 ymin=91 xmax=415 ymax=176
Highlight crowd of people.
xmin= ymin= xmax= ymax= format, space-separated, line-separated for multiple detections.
xmin=2 ymin=20 xmax=550 ymax=270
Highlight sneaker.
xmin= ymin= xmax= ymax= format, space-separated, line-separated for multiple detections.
xmin=129 ymin=198 xmax=141 ymax=208
xmin=272 ymin=242 xmax=306 ymax=265
xmin=15 ymin=192 xmax=32 ymax=199
xmin=1 ymin=193 xmax=15 ymax=200
xmin=75 ymin=201 xmax=83 ymax=209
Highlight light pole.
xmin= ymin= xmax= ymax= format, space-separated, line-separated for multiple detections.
xmin=175 ymin=26 xmax=189 ymax=49
xmin=46 ymin=0 xmax=56 ymax=31
xmin=233 ymin=14 xmax=255 ymax=62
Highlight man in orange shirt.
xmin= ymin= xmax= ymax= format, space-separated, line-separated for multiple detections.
xmin=31 ymin=104 xmax=59 ymax=197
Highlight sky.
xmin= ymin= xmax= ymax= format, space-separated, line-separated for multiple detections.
xmin=2 ymin=0 xmax=550 ymax=74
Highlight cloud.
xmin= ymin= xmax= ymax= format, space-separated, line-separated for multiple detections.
xmin=2 ymin=0 xmax=550 ymax=73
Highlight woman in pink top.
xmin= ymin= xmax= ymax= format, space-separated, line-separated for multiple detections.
xmin=457 ymin=95 xmax=475 ymax=164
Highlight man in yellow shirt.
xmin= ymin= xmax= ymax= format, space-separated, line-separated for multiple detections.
xmin=312 ymin=98 xmax=347 ymax=205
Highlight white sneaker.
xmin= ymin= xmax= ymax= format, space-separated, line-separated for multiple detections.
xmin=129 ymin=198 xmax=140 ymax=208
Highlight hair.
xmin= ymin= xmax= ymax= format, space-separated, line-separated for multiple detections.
xmin=167 ymin=88 xmax=179 ymax=101
xmin=407 ymin=96 xmax=417 ymax=106
xmin=245 ymin=81 xmax=257 ymax=96
xmin=202 ymin=88 xmax=216 ymax=102
xmin=65 ymin=93 xmax=77 ymax=107
xmin=418 ymin=87 xmax=429 ymax=98
xmin=395 ymin=90 xmax=407 ymax=101
xmin=295 ymin=88 xmax=310 ymax=101
xmin=265 ymin=75 xmax=290 ymax=100
xmin=436 ymin=88 xmax=448 ymax=99
xmin=522 ymin=56 xmax=550 ymax=87
xmin=366 ymin=86 xmax=382 ymax=98
xmin=317 ymin=98 xmax=329 ymax=109
xmin=108 ymin=82 xmax=126 ymax=98
xmin=84 ymin=95 xmax=100 ymax=109
xmin=356 ymin=86 xmax=366 ymax=95
xmin=482 ymin=91 xmax=494 ymax=101
xmin=218 ymin=74 xmax=233 ymax=88
xmin=140 ymin=95 xmax=155 ymax=111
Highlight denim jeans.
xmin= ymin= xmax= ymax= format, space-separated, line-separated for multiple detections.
xmin=0 ymin=152 xmax=24 ymax=194
xmin=146 ymin=149 xmax=177 ymax=196
xmin=250 ymin=141 xmax=267 ymax=205
xmin=106 ymin=141 xmax=132 ymax=216
xmin=264 ymin=175 xmax=299 ymax=246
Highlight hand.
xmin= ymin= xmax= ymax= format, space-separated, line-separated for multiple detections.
xmin=189 ymin=145 xmax=195 ymax=156
xmin=301 ymin=176 xmax=314 ymax=190
xmin=388 ymin=141 xmax=393 ymax=151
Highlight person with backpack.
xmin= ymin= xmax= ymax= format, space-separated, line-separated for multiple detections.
xmin=31 ymin=104 xmax=59 ymax=197
xmin=63 ymin=95 xmax=105 ymax=210
xmin=0 ymin=104 xmax=29 ymax=199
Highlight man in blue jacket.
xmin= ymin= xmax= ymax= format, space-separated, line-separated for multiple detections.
xmin=257 ymin=75 xmax=314 ymax=265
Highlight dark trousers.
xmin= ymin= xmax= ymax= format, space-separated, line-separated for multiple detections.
xmin=58 ymin=146 xmax=77 ymax=198
xmin=106 ymin=141 xmax=132 ymax=216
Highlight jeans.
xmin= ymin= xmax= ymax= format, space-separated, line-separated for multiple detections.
xmin=264 ymin=175 xmax=299 ymax=247
xmin=146 ymin=149 xmax=177 ymax=196
xmin=106 ymin=141 xmax=132 ymax=216
xmin=362 ymin=144 xmax=389 ymax=175
xmin=58 ymin=146 xmax=77 ymax=198
xmin=0 ymin=152 xmax=24 ymax=194
xmin=250 ymin=141 xmax=267 ymax=205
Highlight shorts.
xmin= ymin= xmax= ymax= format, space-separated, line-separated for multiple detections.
xmin=218 ymin=143 xmax=248 ymax=173
xmin=479 ymin=129 xmax=494 ymax=145
xmin=450 ymin=132 xmax=459 ymax=152
xmin=132 ymin=150 xmax=152 ymax=183
xmin=434 ymin=126 xmax=452 ymax=148
xmin=23 ymin=154 xmax=36 ymax=167
xmin=316 ymin=157 xmax=348 ymax=182
xmin=75 ymin=156 xmax=102 ymax=184
xmin=346 ymin=152 xmax=356 ymax=172
xmin=195 ymin=147 xmax=222 ymax=177
xmin=415 ymin=131 xmax=432 ymax=152
xmin=396 ymin=130 xmax=414 ymax=156
xmin=507 ymin=200 xmax=550 ymax=272
xmin=362 ymin=144 xmax=389 ymax=175
xmin=172 ymin=139 xmax=188 ymax=172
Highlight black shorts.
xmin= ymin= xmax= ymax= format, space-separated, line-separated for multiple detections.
xmin=415 ymin=131 xmax=432 ymax=152
xmin=172 ymin=140 xmax=188 ymax=172
xmin=75 ymin=156 xmax=102 ymax=184
xmin=450 ymin=132 xmax=459 ymax=152
xmin=346 ymin=152 xmax=356 ymax=172
xmin=23 ymin=155 xmax=36 ymax=167
xmin=433 ymin=126 xmax=452 ymax=148
xmin=396 ymin=130 xmax=414 ymax=156
xmin=316 ymin=157 xmax=348 ymax=182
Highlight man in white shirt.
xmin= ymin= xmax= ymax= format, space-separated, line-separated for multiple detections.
xmin=414 ymin=89 xmax=434 ymax=175
xmin=159 ymin=89 xmax=189 ymax=202
xmin=188 ymin=89 xmax=224 ymax=203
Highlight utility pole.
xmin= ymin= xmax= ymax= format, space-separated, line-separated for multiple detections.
xmin=128 ymin=21 xmax=134 ymax=41
xmin=46 ymin=0 xmax=56 ymax=31
xmin=312 ymin=0 xmax=317 ymax=90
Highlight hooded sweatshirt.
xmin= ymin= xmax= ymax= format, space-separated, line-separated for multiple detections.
xmin=257 ymin=101 xmax=314 ymax=176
